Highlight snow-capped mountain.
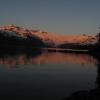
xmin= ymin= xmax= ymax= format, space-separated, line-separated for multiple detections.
xmin=0 ymin=24 xmax=98 ymax=48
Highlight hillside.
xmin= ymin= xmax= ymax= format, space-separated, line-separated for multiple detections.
xmin=0 ymin=25 xmax=46 ymax=48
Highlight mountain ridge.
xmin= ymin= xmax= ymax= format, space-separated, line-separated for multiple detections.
xmin=0 ymin=24 xmax=99 ymax=49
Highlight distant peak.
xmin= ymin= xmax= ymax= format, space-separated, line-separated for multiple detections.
xmin=8 ymin=24 xmax=16 ymax=27
xmin=82 ymin=34 xmax=87 ymax=36
xmin=0 ymin=24 xmax=23 ymax=30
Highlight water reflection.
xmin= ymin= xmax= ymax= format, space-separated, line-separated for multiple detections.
xmin=63 ymin=53 xmax=100 ymax=100
xmin=0 ymin=50 xmax=98 ymax=70
xmin=0 ymin=48 xmax=99 ymax=100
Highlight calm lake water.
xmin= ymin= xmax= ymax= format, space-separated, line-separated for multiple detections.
xmin=0 ymin=49 xmax=99 ymax=100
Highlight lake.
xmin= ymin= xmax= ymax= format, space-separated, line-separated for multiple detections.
xmin=0 ymin=49 xmax=99 ymax=100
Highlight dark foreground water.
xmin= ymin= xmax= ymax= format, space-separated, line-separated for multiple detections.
xmin=0 ymin=49 xmax=99 ymax=100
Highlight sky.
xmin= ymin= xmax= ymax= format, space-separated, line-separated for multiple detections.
xmin=0 ymin=0 xmax=100 ymax=35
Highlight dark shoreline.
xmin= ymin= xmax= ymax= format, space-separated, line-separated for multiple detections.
xmin=0 ymin=45 xmax=97 ymax=54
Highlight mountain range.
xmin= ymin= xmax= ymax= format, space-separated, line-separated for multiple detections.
xmin=0 ymin=24 xmax=99 ymax=50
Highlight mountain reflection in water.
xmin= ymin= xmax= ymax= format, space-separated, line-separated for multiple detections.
xmin=0 ymin=48 xmax=99 ymax=100
xmin=0 ymin=50 xmax=98 ymax=70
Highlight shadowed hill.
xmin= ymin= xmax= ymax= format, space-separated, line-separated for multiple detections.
xmin=0 ymin=30 xmax=46 ymax=48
